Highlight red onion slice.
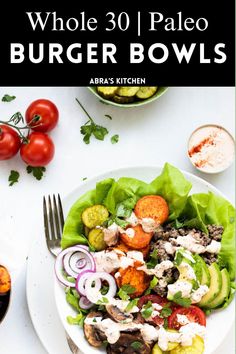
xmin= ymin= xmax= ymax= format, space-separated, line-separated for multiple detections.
xmin=76 ymin=270 xmax=101 ymax=296
xmin=63 ymin=250 xmax=93 ymax=278
xmin=55 ymin=246 xmax=95 ymax=287
xmin=84 ymin=272 xmax=117 ymax=304
xmin=79 ymin=296 xmax=94 ymax=310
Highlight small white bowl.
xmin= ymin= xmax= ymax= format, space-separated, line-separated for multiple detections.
xmin=187 ymin=124 xmax=235 ymax=174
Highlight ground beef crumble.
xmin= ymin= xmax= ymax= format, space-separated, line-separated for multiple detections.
xmin=150 ymin=223 xmax=224 ymax=296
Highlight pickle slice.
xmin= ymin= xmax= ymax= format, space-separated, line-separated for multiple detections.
xmin=136 ymin=87 xmax=158 ymax=99
xmin=116 ymin=87 xmax=140 ymax=97
xmin=97 ymin=87 xmax=118 ymax=98
xmin=170 ymin=336 xmax=204 ymax=354
xmin=82 ymin=205 xmax=109 ymax=229
xmin=88 ymin=228 xmax=107 ymax=251
xmin=113 ymin=95 xmax=135 ymax=104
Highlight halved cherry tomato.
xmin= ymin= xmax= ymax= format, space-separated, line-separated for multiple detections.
xmin=20 ymin=132 xmax=55 ymax=166
xmin=25 ymin=99 xmax=59 ymax=133
xmin=134 ymin=195 xmax=169 ymax=224
xmin=120 ymin=224 xmax=153 ymax=249
xmin=168 ymin=305 xmax=206 ymax=330
xmin=138 ymin=294 xmax=169 ymax=326
xmin=0 ymin=125 xmax=21 ymax=160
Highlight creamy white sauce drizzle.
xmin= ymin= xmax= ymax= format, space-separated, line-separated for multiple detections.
xmin=171 ymin=235 xmax=221 ymax=254
xmin=191 ymin=285 xmax=209 ymax=303
xmin=93 ymin=249 xmax=144 ymax=273
xmin=85 ymin=317 xmax=206 ymax=349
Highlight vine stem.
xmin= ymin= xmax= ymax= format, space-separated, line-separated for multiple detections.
xmin=75 ymin=98 xmax=94 ymax=123
xmin=0 ymin=120 xmax=29 ymax=140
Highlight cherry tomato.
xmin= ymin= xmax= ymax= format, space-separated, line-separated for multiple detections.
xmin=138 ymin=294 xmax=169 ymax=326
xmin=0 ymin=125 xmax=21 ymax=160
xmin=20 ymin=132 xmax=55 ymax=166
xmin=168 ymin=305 xmax=206 ymax=330
xmin=25 ymin=99 xmax=59 ymax=133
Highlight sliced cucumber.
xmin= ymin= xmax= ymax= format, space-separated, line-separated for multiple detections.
xmin=170 ymin=335 xmax=204 ymax=354
xmin=116 ymin=86 xmax=140 ymax=97
xmin=198 ymin=263 xmax=222 ymax=307
xmin=97 ymin=86 xmax=118 ymax=98
xmin=206 ymin=268 xmax=230 ymax=309
xmin=136 ymin=86 xmax=158 ymax=99
xmin=82 ymin=205 xmax=109 ymax=229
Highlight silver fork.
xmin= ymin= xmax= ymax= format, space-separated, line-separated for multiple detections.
xmin=43 ymin=194 xmax=81 ymax=354
xmin=43 ymin=194 xmax=64 ymax=257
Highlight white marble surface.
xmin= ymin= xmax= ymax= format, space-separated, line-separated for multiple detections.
xmin=0 ymin=87 xmax=234 ymax=353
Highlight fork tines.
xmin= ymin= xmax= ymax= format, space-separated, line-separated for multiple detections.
xmin=43 ymin=194 xmax=64 ymax=256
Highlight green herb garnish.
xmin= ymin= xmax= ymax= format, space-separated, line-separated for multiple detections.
xmin=111 ymin=134 xmax=119 ymax=144
xmin=131 ymin=341 xmax=143 ymax=350
xmin=2 ymin=94 xmax=16 ymax=102
xmin=96 ymin=297 xmax=109 ymax=304
xmin=141 ymin=301 xmax=153 ymax=319
xmin=101 ymin=285 xmax=109 ymax=295
xmin=104 ymin=114 xmax=112 ymax=120
xmin=8 ymin=170 xmax=20 ymax=186
xmin=174 ymin=252 xmax=184 ymax=266
xmin=26 ymin=166 xmax=46 ymax=180
xmin=76 ymin=98 xmax=108 ymax=144
xmin=125 ymin=298 xmax=139 ymax=312
xmin=146 ymin=248 xmax=158 ymax=269
xmin=118 ymin=285 xmax=136 ymax=301
xmin=160 ymin=305 xmax=172 ymax=318
xmin=172 ymin=291 xmax=191 ymax=307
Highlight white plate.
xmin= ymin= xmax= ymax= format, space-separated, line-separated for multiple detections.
xmin=26 ymin=228 xmax=72 ymax=354
xmin=27 ymin=166 xmax=235 ymax=354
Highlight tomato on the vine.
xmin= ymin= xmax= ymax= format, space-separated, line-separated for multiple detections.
xmin=168 ymin=305 xmax=206 ymax=330
xmin=20 ymin=132 xmax=55 ymax=167
xmin=25 ymin=99 xmax=59 ymax=133
xmin=0 ymin=125 xmax=21 ymax=160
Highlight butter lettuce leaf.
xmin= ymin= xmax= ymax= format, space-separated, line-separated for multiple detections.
xmin=180 ymin=192 xmax=235 ymax=280
xmin=61 ymin=178 xmax=114 ymax=249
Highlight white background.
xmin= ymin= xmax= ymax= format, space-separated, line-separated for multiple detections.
xmin=0 ymin=87 xmax=234 ymax=353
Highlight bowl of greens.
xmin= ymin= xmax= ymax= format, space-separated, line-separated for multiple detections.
xmin=88 ymin=86 xmax=168 ymax=108
xmin=54 ymin=163 xmax=235 ymax=354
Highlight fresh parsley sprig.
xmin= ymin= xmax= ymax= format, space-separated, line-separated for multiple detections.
xmin=76 ymin=98 xmax=108 ymax=144
xmin=2 ymin=94 xmax=16 ymax=102
xmin=172 ymin=291 xmax=191 ymax=307
xmin=8 ymin=170 xmax=20 ymax=186
xmin=26 ymin=166 xmax=46 ymax=180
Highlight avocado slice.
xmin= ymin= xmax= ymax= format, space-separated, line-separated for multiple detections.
xmin=194 ymin=255 xmax=210 ymax=286
xmin=206 ymin=268 xmax=230 ymax=309
xmin=198 ymin=263 xmax=222 ymax=307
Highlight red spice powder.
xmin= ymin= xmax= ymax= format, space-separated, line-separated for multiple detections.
xmin=188 ymin=136 xmax=215 ymax=158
